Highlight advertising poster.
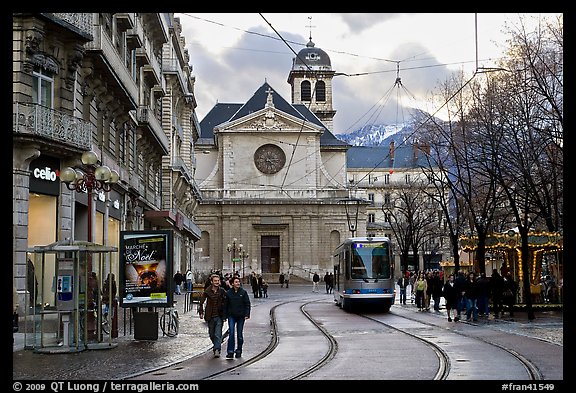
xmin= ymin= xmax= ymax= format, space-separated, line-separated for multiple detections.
xmin=119 ymin=230 xmax=173 ymax=307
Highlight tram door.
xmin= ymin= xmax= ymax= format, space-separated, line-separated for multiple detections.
xmin=261 ymin=236 xmax=280 ymax=273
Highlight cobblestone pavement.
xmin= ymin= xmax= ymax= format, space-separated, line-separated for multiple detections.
xmin=13 ymin=285 xmax=563 ymax=380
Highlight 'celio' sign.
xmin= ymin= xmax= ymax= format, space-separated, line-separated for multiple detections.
xmin=29 ymin=156 xmax=61 ymax=196
xmin=33 ymin=166 xmax=59 ymax=182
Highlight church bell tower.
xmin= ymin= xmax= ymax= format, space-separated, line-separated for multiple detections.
xmin=287 ymin=31 xmax=337 ymax=132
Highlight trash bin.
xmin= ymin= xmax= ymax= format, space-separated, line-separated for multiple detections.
xmin=134 ymin=311 xmax=158 ymax=340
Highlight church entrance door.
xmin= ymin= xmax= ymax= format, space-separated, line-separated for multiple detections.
xmin=261 ymin=235 xmax=280 ymax=273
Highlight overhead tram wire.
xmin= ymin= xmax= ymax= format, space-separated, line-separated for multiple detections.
xmin=259 ymin=13 xmax=326 ymax=198
xmin=348 ymin=69 xmax=481 ymax=191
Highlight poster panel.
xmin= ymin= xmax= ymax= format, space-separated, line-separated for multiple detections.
xmin=119 ymin=230 xmax=173 ymax=308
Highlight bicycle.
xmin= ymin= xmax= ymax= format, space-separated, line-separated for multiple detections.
xmin=160 ymin=301 xmax=179 ymax=337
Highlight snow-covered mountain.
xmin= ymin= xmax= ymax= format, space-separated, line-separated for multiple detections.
xmin=335 ymin=123 xmax=415 ymax=147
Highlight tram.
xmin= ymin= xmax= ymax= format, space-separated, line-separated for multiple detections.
xmin=332 ymin=236 xmax=395 ymax=312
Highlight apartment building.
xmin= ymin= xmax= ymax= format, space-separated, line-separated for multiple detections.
xmin=13 ymin=13 xmax=201 ymax=310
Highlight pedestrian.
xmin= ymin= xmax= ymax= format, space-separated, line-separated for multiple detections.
xmin=502 ymin=273 xmax=517 ymax=318
xmin=279 ymin=272 xmax=285 ymax=288
xmin=414 ymin=272 xmax=427 ymax=311
xmin=409 ymin=272 xmax=416 ymax=303
xmin=185 ymin=269 xmax=193 ymax=292
xmin=198 ymin=274 xmax=228 ymax=358
xmin=324 ymin=272 xmax=330 ymax=293
xmin=464 ymin=271 xmax=479 ymax=321
xmin=442 ymin=273 xmax=458 ymax=321
xmin=102 ymin=273 xmax=117 ymax=317
xmin=397 ymin=274 xmax=409 ymax=305
xmin=223 ymin=276 xmax=251 ymax=359
xmin=312 ymin=271 xmax=320 ymax=292
xmin=454 ymin=270 xmax=467 ymax=321
xmin=327 ymin=272 xmax=334 ymax=294
xmin=257 ymin=274 xmax=264 ymax=298
xmin=285 ymin=270 xmax=290 ymax=288
xmin=431 ymin=271 xmax=443 ymax=312
xmin=173 ymin=270 xmax=184 ymax=295
xmin=250 ymin=272 xmax=259 ymax=298
xmin=262 ymin=280 xmax=269 ymax=298
xmin=476 ymin=272 xmax=491 ymax=317
xmin=424 ymin=271 xmax=433 ymax=311
xmin=489 ymin=269 xmax=504 ymax=318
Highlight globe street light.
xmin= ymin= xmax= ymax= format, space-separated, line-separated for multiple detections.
xmin=60 ymin=151 xmax=119 ymax=341
xmin=227 ymin=238 xmax=242 ymax=276
xmin=60 ymin=150 xmax=120 ymax=269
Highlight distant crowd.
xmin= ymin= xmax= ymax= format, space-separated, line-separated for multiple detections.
xmin=401 ymin=268 xmax=519 ymax=321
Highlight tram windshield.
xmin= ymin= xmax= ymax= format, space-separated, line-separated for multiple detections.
xmin=350 ymin=242 xmax=391 ymax=279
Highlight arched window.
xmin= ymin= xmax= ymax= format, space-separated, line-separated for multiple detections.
xmin=300 ymin=80 xmax=311 ymax=101
xmin=315 ymin=80 xmax=326 ymax=102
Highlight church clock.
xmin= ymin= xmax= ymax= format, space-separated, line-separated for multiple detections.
xmin=254 ymin=144 xmax=286 ymax=174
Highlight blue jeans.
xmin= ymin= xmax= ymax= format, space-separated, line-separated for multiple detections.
xmin=208 ymin=316 xmax=224 ymax=351
xmin=226 ymin=315 xmax=246 ymax=355
xmin=456 ymin=296 xmax=466 ymax=316
xmin=466 ymin=298 xmax=478 ymax=320
xmin=399 ymin=288 xmax=407 ymax=304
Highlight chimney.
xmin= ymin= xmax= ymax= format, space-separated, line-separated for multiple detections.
xmin=389 ymin=141 xmax=395 ymax=161
xmin=413 ymin=141 xmax=419 ymax=160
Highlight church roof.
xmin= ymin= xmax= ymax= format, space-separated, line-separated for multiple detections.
xmin=198 ymin=81 xmax=347 ymax=147
xmin=292 ymin=39 xmax=332 ymax=71
xmin=346 ymin=145 xmax=432 ymax=169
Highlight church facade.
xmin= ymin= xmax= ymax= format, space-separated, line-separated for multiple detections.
xmin=193 ymin=39 xmax=364 ymax=279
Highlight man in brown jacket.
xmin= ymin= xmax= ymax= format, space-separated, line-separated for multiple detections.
xmin=198 ymin=274 xmax=227 ymax=357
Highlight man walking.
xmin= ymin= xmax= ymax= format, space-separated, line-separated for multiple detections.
xmin=198 ymin=274 xmax=227 ymax=357
xmin=312 ymin=272 xmax=320 ymax=292
xmin=223 ymin=276 xmax=251 ymax=359
xmin=397 ymin=273 xmax=409 ymax=305
xmin=173 ymin=270 xmax=184 ymax=295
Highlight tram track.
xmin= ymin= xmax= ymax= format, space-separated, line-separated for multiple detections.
xmin=368 ymin=307 xmax=543 ymax=380
xmin=132 ymin=295 xmax=550 ymax=381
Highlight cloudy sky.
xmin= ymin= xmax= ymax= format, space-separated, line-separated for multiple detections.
xmin=175 ymin=13 xmax=560 ymax=135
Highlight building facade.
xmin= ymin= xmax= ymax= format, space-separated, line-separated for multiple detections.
xmin=13 ymin=13 xmax=201 ymax=311
xmin=193 ymin=40 xmax=362 ymax=280
xmin=347 ymin=141 xmax=449 ymax=273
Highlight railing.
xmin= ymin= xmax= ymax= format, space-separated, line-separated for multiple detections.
xmin=13 ymin=102 xmax=93 ymax=150
xmin=136 ymin=106 xmax=169 ymax=152
xmin=49 ymin=13 xmax=93 ymax=38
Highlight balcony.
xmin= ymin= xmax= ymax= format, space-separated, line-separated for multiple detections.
xmin=84 ymin=25 xmax=138 ymax=105
xmin=13 ymin=102 xmax=92 ymax=150
xmin=44 ymin=13 xmax=93 ymax=39
xmin=136 ymin=106 xmax=169 ymax=154
xmin=114 ymin=13 xmax=134 ymax=31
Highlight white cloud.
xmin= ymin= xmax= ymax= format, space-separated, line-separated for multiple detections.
xmin=177 ymin=13 xmax=561 ymax=134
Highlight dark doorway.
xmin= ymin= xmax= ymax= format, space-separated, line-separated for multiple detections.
xmin=261 ymin=235 xmax=280 ymax=273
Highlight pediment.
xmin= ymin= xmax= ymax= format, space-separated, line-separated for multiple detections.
xmin=214 ymin=106 xmax=324 ymax=134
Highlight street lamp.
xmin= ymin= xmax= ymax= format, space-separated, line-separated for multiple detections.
xmin=60 ymin=151 xmax=120 ymax=256
xmin=239 ymin=249 xmax=249 ymax=283
xmin=227 ymin=238 xmax=242 ymax=275
xmin=60 ymin=150 xmax=119 ymax=341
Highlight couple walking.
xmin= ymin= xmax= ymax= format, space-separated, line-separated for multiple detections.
xmin=198 ymin=274 xmax=251 ymax=359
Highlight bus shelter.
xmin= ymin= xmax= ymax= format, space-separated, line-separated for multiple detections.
xmin=459 ymin=230 xmax=563 ymax=304
xmin=26 ymin=239 xmax=118 ymax=353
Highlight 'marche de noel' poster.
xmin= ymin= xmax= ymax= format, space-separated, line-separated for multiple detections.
xmin=119 ymin=230 xmax=173 ymax=307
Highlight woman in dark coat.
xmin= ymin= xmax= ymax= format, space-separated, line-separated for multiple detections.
xmin=442 ymin=274 xmax=458 ymax=321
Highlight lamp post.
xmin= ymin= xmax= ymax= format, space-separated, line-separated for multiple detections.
xmin=239 ymin=249 xmax=249 ymax=284
xmin=227 ymin=238 xmax=242 ymax=276
xmin=60 ymin=151 xmax=120 ymax=257
xmin=60 ymin=151 xmax=119 ymax=341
